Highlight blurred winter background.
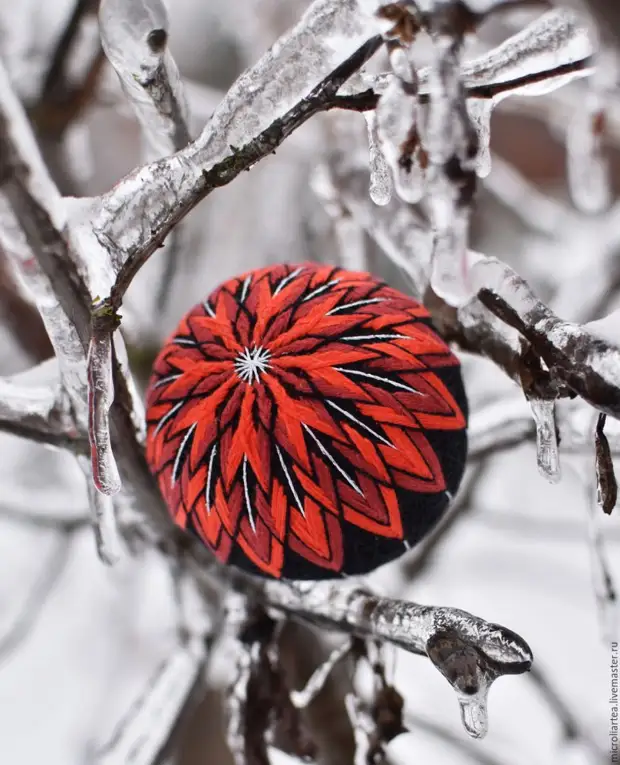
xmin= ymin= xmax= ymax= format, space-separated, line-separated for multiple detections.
xmin=0 ymin=0 xmax=619 ymax=763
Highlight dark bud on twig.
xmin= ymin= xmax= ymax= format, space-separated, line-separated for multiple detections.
xmin=595 ymin=414 xmax=617 ymax=515
xmin=146 ymin=28 xmax=168 ymax=53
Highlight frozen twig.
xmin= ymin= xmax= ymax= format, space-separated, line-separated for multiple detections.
xmin=92 ymin=0 xmax=379 ymax=269
xmin=1 ymin=55 xmax=170 ymax=538
xmin=472 ymin=257 xmax=620 ymax=419
xmin=594 ymin=414 xmax=618 ymax=514
xmin=290 ymin=638 xmax=353 ymax=709
xmin=94 ymin=640 xmax=206 ymax=765
xmin=95 ymin=565 xmax=212 ymax=765
xmin=253 ymin=578 xmax=532 ymax=738
xmin=225 ymin=607 xmax=281 ymax=765
xmin=99 ymin=0 xmax=192 ymax=314
xmin=424 ymin=2 xmax=478 ymax=307
xmin=99 ymin=0 xmax=191 ymax=158
xmin=0 ymin=360 xmax=85 ymax=451
xmin=100 ymin=33 xmax=383 ymax=306
xmin=344 ymin=641 xmax=407 ymax=762
xmin=32 ymin=0 xmax=104 ymax=140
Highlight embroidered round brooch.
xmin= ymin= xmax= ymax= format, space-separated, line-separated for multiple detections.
xmin=145 ymin=263 xmax=468 ymax=580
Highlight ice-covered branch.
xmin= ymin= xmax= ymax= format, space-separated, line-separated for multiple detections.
xmin=87 ymin=0 xmax=380 ymax=283
xmin=95 ymin=567 xmax=212 ymax=763
xmin=471 ymin=257 xmax=620 ymax=419
xmin=0 ymin=60 xmax=90 ymax=423
xmin=101 ymin=34 xmax=383 ymax=308
xmin=252 ymin=579 xmax=531 ymax=739
xmin=94 ymin=642 xmax=206 ymax=765
xmin=0 ymin=361 xmax=85 ymax=451
xmin=32 ymin=0 xmax=104 ymax=140
xmin=0 ymin=54 xmax=171 ymax=543
xmin=99 ymin=0 xmax=190 ymax=158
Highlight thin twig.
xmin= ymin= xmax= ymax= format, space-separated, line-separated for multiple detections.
xmin=107 ymin=35 xmax=384 ymax=308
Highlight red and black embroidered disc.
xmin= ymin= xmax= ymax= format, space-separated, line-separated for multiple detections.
xmin=145 ymin=263 xmax=468 ymax=580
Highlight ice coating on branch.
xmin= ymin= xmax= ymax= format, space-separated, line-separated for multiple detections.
xmin=529 ymin=399 xmax=561 ymax=483
xmin=422 ymin=9 xmax=593 ymax=96
xmin=95 ymin=640 xmax=205 ymax=765
xmin=0 ymin=201 xmax=88 ymax=426
xmin=87 ymin=326 xmax=121 ymax=496
xmin=99 ymin=0 xmax=167 ymax=73
xmin=0 ymin=60 xmax=65 ymax=228
xmin=93 ymin=0 xmax=378 ymax=268
xmin=262 ymin=581 xmax=532 ymax=738
xmin=99 ymin=0 xmax=190 ymax=158
xmin=290 ymin=639 xmax=352 ymax=708
xmin=566 ymin=53 xmax=615 ymax=214
xmin=429 ymin=192 xmax=472 ymax=306
xmin=364 ymin=111 xmax=392 ymax=206
xmin=376 ymin=47 xmax=423 ymax=204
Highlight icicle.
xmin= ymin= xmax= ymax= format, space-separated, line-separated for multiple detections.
xmin=423 ymin=4 xmax=478 ymax=307
xmin=458 ymin=688 xmax=489 ymax=739
xmin=566 ymin=51 xmax=615 ymax=214
xmin=529 ymin=398 xmax=561 ymax=483
xmin=376 ymin=48 xmax=424 ymax=204
xmin=426 ymin=629 xmax=494 ymax=740
xmin=364 ymin=111 xmax=392 ymax=206
xmin=290 ymin=639 xmax=352 ymax=709
xmin=78 ymin=455 xmax=121 ymax=565
xmin=87 ymin=322 xmax=121 ymax=496
xmin=426 ymin=9 xmax=593 ymax=96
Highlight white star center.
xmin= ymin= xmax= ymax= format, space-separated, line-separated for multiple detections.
xmin=234 ymin=346 xmax=271 ymax=383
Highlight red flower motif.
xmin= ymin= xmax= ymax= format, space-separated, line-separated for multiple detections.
xmin=146 ymin=263 xmax=468 ymax=579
